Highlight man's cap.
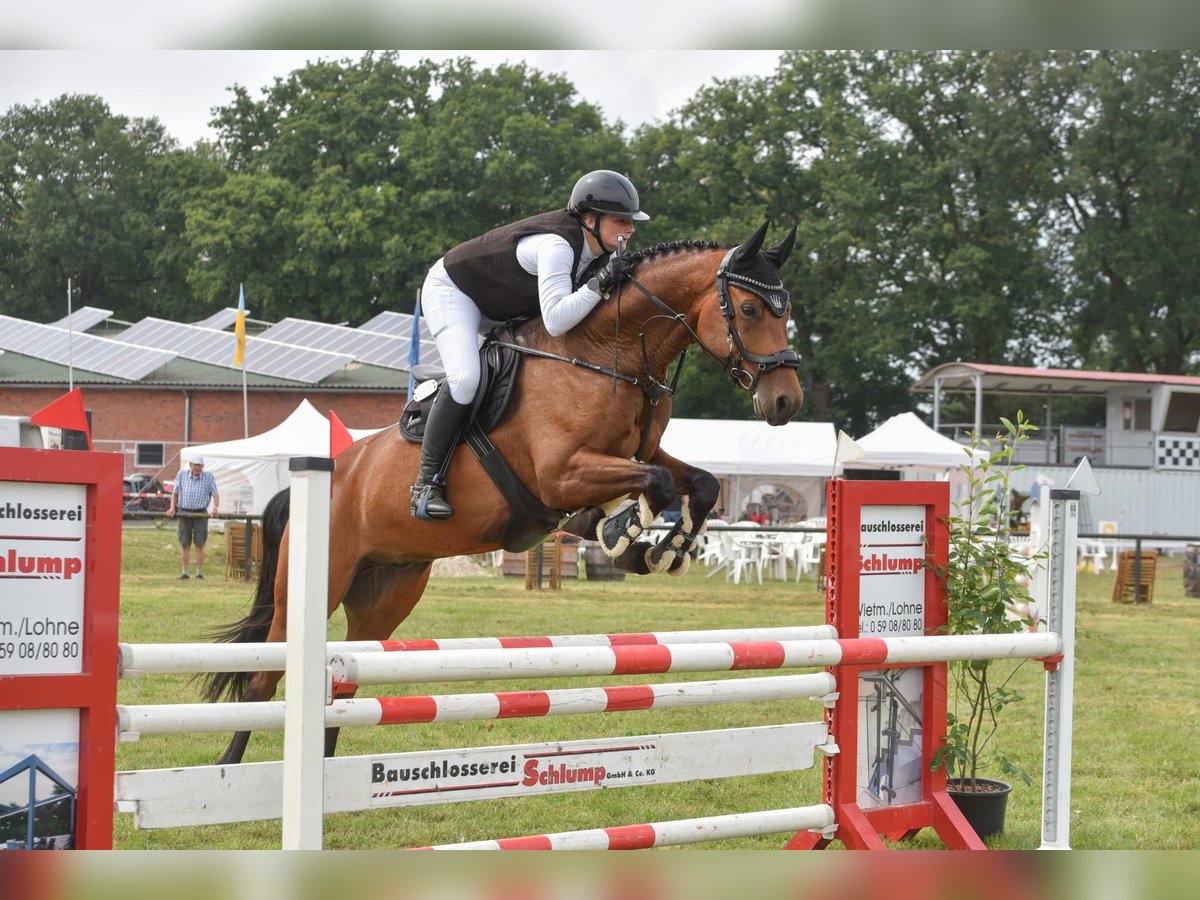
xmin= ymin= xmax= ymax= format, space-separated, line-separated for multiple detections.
xmin=189 ymin=454 xmax=204 ymax=465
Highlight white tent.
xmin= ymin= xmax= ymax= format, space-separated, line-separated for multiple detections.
xmin=183 ymin=400 xmax=380 ymax=515
xmin=853 ymin=412 xmax=982 ymax=473
xmin=658 ymin=419 xmax=838 ymax=521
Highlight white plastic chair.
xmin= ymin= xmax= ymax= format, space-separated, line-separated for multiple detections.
xmin=775 ymin=532 xmax=807 ymax=581
xmin=1077 ymin=538 xmax=1109 ymax=573
xmin=728 ymin=534 xmax=764 ymax=585
xmin=798 ymin=533 xmax=826 ymax=582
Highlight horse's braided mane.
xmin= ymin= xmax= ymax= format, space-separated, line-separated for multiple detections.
xmin=626 ymin=239 xmax=728 ymax=264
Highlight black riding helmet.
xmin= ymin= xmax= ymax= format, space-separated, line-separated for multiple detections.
xmin=568 ymin=170 xmax=651 ymax=222
xmin=569 ymin=170 xmax=650 ymax=254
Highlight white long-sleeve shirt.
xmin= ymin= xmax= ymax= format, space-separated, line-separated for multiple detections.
xmin=515 ymin=233 xmax=605 ymax=336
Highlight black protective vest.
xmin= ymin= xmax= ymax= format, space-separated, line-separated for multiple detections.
xmin=443 ymin=210 xmax=607 ymax=319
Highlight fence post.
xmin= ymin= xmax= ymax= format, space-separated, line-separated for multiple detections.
xmin=281 ymin=456 xmax=333 ymax=850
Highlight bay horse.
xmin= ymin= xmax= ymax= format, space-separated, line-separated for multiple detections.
xmin=203 ymin=220 xmax=804 ymax=765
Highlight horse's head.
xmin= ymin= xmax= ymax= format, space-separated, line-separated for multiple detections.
xmin=697 ymin=220 xmax=804 ymax=425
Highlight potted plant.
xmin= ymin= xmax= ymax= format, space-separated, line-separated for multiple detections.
xmin=932 ymin=411 xmax=1042 ymax=840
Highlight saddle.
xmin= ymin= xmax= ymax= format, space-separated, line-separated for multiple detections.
xmin=399 ymin=327 xmax=565 ymax=551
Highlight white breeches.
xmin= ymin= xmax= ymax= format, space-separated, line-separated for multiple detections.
xmin=421 ymin=259 xmax=493 ymax=403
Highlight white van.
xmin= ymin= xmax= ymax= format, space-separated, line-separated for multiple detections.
xmin=0 ymin=415 xmax=62 ymax=449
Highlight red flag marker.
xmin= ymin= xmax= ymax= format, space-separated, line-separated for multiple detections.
xmin=330 ymin=410 xmax=353 ymax=459
xmin=30 ymin=388 xmax=92 ymax=450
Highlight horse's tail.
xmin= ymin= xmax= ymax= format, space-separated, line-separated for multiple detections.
xmin=199 ymin=488 xmax=291 ymax=703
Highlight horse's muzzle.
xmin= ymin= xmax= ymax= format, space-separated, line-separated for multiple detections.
xmin=754 ymin=379 xmax=804 ymax=426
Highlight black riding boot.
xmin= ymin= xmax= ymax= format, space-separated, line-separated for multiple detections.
xmin=410 ymin=391 xmax=473 ymax=520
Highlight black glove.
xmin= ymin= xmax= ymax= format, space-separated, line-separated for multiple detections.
xmin=593 ymin=254 xmax=633 ymax=293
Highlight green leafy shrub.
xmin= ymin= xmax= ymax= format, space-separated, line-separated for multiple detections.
xmin=932 ymin=412 xmax=1042 ymax=790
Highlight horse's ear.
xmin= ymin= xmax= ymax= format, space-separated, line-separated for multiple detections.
xmin=762 ymin=224 xmax=797 ymax=270
xmin=733 ymin=219 xmax=770 ymax=264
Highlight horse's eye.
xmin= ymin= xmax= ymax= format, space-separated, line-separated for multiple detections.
xmin=740 ymin=303 xmax=758 ymax=317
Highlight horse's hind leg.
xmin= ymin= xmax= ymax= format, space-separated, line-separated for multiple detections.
xmin=323 ymin=561 xmax=434 ymax=758
xmin=216 ymin=640 xmax=289 ymax=765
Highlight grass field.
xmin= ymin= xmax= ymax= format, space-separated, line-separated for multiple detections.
xmin=111 ymin=523 xmax=1200 ymax=850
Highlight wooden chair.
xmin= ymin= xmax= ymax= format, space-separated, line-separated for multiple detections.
xmin=224 ymin=521 xmax=263 ymax=581
xmin=1111 ymin=550 xmax=1158 ymax=604
xmin=525 ymin=533 xmax=563 ymax=591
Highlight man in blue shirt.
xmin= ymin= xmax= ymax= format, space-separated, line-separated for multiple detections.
xmin=166 ymin=454 xmax=220 ymax=580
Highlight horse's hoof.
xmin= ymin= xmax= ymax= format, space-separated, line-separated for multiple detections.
xmin=644 ymin=545 xmax=674 ymax=574
xmin=668 ymin=554 xmax=691 ymax=577
xmin=596 ymin=496 xmax=653 ymax=558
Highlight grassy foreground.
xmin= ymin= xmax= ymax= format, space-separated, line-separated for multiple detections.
xmin=112 ymin=524 xmax=1200 ymax=850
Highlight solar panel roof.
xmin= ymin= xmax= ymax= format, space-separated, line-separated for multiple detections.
xmin=0 ymin=315 xmax=176 ymax=380
xmin=359 ymin=310 xmax=434 ymax=343
xmin=51 ymin=306 xmax=113 ymax=332
xmin=116 ymin=318 xmax=356 ymax=384
xmin=194 ymin=308 xmax=241 ymax=330
xmin=261 ymin=318 xmax=441 ymax=369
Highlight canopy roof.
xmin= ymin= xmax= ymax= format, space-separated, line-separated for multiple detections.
xmin=913 ymin=362 xmax=1200 ymax=397
xmin=184 ymin=400 xmax=379 ymax=514
xmin=853 ymin=412 xmax=979 ymax=470
xmin=658 ymin=419 xmax=839 ymax=477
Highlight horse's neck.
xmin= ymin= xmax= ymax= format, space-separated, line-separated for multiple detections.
xmin=525 ymin=253 xmax=714 ymax=378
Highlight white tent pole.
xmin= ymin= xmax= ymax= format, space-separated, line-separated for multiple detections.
xmin=932 ymin=377 xmax=941 ymax=431
xmin=973 ymin=373 xmax=983 ymax=436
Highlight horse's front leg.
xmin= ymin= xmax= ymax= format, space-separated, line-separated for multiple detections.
xmin=536 ymin=451 xmax=678 ymax=570
xmin=640 ymin=449 xmax=720 ymax=576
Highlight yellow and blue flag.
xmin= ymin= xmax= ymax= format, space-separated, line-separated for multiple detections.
xmin=233 ymin=283 xmax=247 ymax=367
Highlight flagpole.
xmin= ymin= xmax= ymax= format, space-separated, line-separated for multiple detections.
xmin=240 ymin=282 xmax=249 ymax=438
xmin=67 ymin=278 xmax=74 ymax=391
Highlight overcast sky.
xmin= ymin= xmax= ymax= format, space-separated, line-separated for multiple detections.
xmin=0 ymin=50 xmax=786 ymax=145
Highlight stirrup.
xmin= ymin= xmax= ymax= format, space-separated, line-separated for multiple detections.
xmin=411 ymin=475 xmax=453 ymax=521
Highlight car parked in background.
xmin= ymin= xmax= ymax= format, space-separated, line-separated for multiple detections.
xmin=122 ymin=474 xmax=173 ymax=515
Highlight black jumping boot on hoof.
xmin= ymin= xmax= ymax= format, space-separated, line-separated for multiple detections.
xmin=410 ymin=391 xmax=473 ymax=521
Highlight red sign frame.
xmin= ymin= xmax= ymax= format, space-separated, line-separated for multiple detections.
xmin=0 ymin=448 xmax=121 ymax=850
xmin=789 ymin=479 xmax=985 ymax=850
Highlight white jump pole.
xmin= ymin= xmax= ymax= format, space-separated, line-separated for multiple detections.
xmin=281 ymin=456 xmax=333 ymax=851
xmin=116 ymin=625 xmax=839 ymax=676
xmin=331 ymin=632 xmax=1062 ymax=687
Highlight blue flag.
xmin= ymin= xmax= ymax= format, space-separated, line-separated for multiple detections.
xmin=407 ymin=292 xmax=422 ymax=400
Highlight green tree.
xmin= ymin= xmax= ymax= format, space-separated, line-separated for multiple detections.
xmin=196 ymin=53 xmax=630 ymax=322
xmin=1053 ymin=51 xmax=1200 ymax=375
xmin=0 ymin=95 xmax=181 ymax=321
xmin=637 ymin=52 xmax=1069 ymax=435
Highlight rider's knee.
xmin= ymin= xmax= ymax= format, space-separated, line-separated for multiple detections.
xmin=444 ymin=370 xmax=480 ymax=404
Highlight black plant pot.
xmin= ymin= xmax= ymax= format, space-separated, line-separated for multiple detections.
xmin=947 ymin=778 xmax=1012 ymax=841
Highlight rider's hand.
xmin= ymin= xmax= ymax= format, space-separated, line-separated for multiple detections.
xmin=593 ymin=255 xmax=633 ymax=294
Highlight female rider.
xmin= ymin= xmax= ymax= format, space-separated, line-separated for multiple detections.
xmin=411 ymin=169 xmax=650 ymax=520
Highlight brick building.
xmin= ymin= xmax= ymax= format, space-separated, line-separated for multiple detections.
xmin=0 ymin=307 xmax=436 ymax=481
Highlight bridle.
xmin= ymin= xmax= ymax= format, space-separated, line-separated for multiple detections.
xmin=712 ymin=245 xmax=802 ymax=390
xmin=621 ymin=243 xmax=802 ymax=394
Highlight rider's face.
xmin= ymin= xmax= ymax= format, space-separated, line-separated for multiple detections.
xmin=589 ymin=214 xmax=636 ymax=253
